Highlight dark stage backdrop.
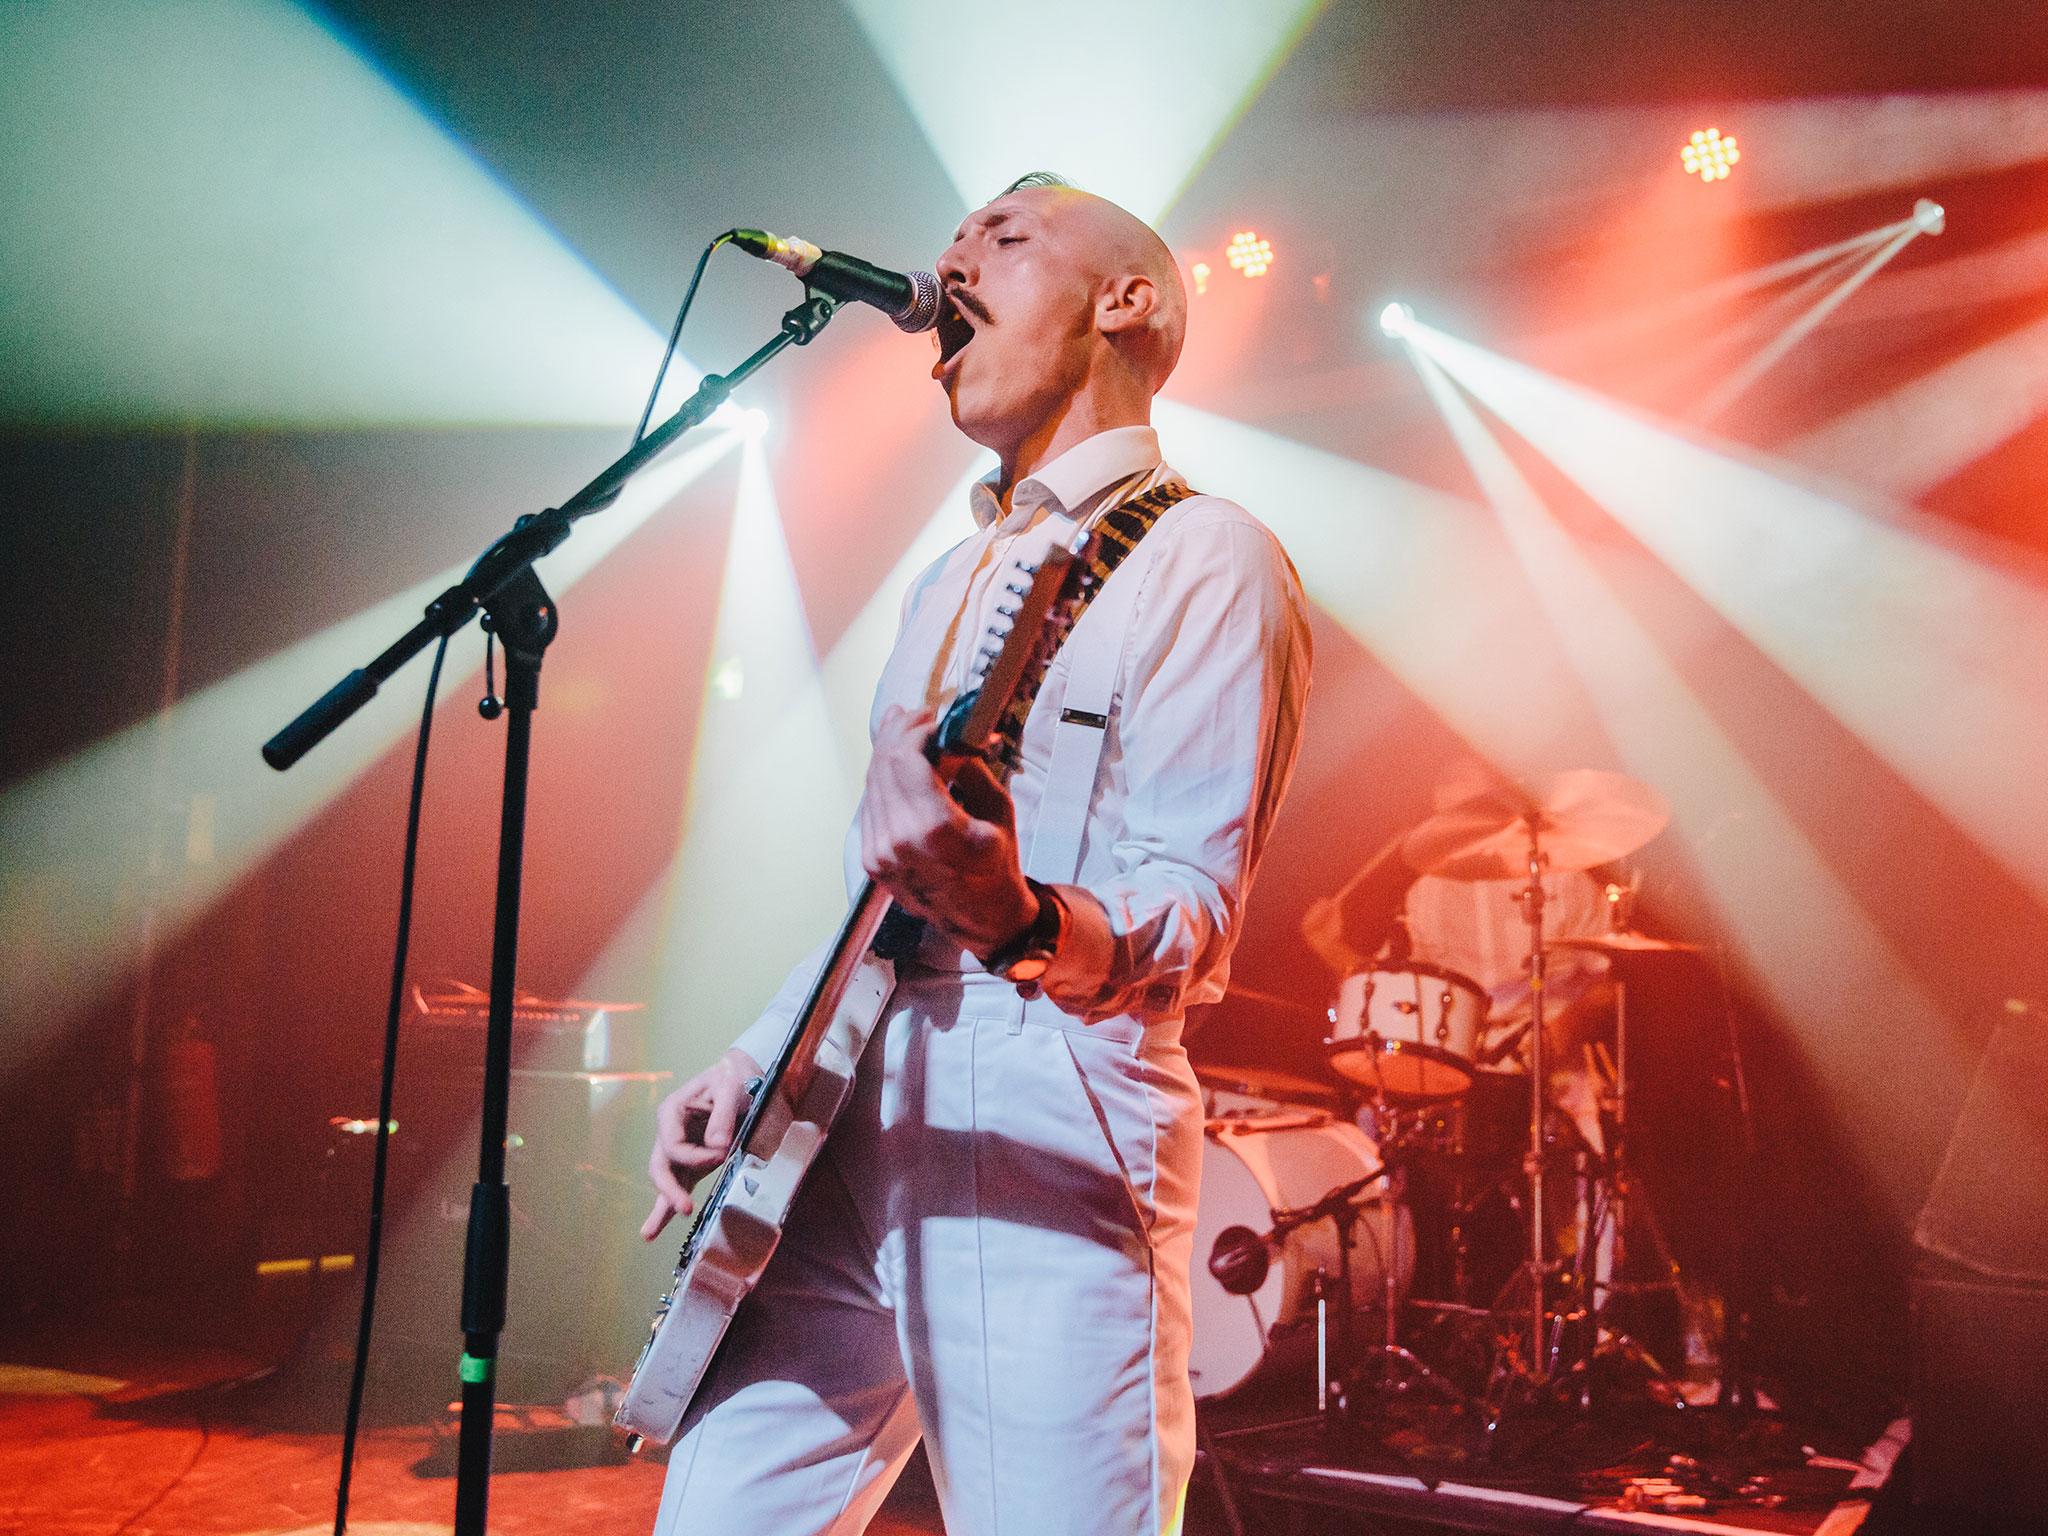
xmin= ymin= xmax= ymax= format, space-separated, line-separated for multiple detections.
xmin=4 ymin=0 xmax=2047 ymax=1415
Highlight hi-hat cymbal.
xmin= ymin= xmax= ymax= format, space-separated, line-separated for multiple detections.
xmin=1212 ymin=983 xmax=1319 ymax=1016
xmin=1402 ymin=769 xmax=1670 ymax=882
xmin=1192 ymin=1060 xmax=1339 ymax=1107
xmin=1551 ymin=931 xmax=1703 ymax=956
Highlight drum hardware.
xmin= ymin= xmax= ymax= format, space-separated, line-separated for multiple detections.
xmin=1193 ymin=1059 xmax=1341 ymax=1118
xmin=1399 ymin=769 xmax=1670 ymax=884
xmin=1575 ymin=946 xmax=1696 ymax=1409
xmin=1205 ymin=1163 xmax=1385 ymax=1413
xmin=1209 ymin=1151 xmax=1467 ymax=1420
xmin=1551 ymin=932 xmax=1702 ymax=956
xmin=1213 ymin=769 xmax=1747 ymax=1435
xmin=1401 ymin=772 xmax=1671 ymax=1415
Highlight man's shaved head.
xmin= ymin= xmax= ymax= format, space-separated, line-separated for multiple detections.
xmin=982 ymin=176 xmax=1186 ymax=393
xmin=933 ymin=175 xmax=1188 ymax=473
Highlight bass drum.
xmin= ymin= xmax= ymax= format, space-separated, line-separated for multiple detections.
xmin=1188 ymin=1112 xmax=1414 ymax=1400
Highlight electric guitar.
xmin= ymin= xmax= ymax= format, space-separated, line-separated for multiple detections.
xmin=615 ymin=530 xmax=1101 ymax=1445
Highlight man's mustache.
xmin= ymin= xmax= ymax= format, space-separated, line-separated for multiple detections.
xmin=946 ymin=285 xmax=994 ymax=326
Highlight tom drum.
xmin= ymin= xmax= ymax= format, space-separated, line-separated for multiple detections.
xmin=1325 ymin=963 xmax=1490 ymax=1101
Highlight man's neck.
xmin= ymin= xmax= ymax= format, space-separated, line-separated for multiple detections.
xmin=993 ymin=393 xmax=1150 ymax=515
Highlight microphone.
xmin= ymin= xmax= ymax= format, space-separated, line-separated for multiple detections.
xmin=731 ymin=229 xmax=941 ymax=333
xmin=1207 ymin=1225 xmax=1272 ymax=1296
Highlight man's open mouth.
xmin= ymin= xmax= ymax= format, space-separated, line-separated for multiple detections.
xmin=935 ymin=293 xmax=978 ymax=367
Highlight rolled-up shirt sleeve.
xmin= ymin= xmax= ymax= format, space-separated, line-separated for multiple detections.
xmin=1038 ymin=509 xmax=1312 ymax=1020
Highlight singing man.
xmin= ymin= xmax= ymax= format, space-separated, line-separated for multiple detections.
xmin=642 ymin=173 xmax=1312 ymax=1536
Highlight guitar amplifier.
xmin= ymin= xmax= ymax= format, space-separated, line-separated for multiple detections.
xmin=1909 ymin=1007 xmax=2048 ymax=1521
xmin=407 ymin=979 xmax=649 ymax=1074
xmin=270 ymin=983 xmax=672 ymax=1403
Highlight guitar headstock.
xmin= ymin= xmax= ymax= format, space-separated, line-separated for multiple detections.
xmin=932 ymin=530 xmax=1099 ymax=773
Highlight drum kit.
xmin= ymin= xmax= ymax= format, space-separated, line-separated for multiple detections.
xmin=1190 ymin=769 xmax=1717 ymax=1433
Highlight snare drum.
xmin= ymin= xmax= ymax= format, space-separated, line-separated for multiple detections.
xmin=1189 ymin=1113 xmax=1413 ymax=1399
xmin=1326 ymin=963 xmax=1490 ymax=1101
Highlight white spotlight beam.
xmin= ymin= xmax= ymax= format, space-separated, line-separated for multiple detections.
xmin=0 ymin=431 xmax=743 ymax=1063
xmin=616 ymin=442 xmax=862 ymax=1058
xmin=1406 ymin=343 xmax=1958 ymax=1199
xmin=1841 ymin=225 xmax=2048 ymax=328
xmin=842 ymin=0 xmax=1325 ymax=222
xmin=0 ymin=0 xmax=681 ymax=427
xmin=1155 ymin=401 xmax=1594 ymax=773
xmin=1693 ymin=221 xmax=1928 ymax=424
xmin=1781 ymin=309 xmax=2048 ymax=502
xmin=1723 ymin=90 xmax=2048 ymax=212
xmin=1415 ymin=325 xmax=2048 ymax=906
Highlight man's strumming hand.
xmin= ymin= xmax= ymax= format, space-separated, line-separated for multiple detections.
xmin=858 ymin=704 xmax=1038 ymax=956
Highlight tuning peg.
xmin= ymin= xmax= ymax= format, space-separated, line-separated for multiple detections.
xmin=995 ymin=602 xmax=1018 ymax=619
xmin=1004 ymin=580 xmax=1029 ymax=598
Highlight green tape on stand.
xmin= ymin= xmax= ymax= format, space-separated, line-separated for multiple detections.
xmin=458 ymin=1352 xmax=492 ymax=1384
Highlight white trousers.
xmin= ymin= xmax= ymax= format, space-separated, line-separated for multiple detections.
xmin=651 ymin=974 xmax=1203 ymax=1536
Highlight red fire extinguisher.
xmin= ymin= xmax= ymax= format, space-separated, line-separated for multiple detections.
xmin=164 ymin=1013 xmax=222 ymax=1182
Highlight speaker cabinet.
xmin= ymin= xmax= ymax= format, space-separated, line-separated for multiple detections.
xmin=1910 ymin=1010 xmax=2048 ymax=1520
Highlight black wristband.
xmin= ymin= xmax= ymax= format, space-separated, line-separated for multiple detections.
xmin=978 ymin=878 xmax=1063 ymax=977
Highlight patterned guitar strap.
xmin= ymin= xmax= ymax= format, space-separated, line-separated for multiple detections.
xmin=873 ymin=476 xmax=1199 ymax=961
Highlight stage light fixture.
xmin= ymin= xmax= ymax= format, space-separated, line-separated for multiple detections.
xmin=1682 ymin=127 xmax=1740 ymax=181
xmin=1190 ymin=260 xmax=1212 ymax=295
xmin=1378 ymin=301 xmax=1415 ymax=339
xmin=1226 ymin=230 xmax=1274 ymax=278
xmin=1913 ymin=197 xmax=1946 ymax=235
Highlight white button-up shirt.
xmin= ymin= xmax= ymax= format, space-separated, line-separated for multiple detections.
xmin=734 ymin=424 xmax=1310 ymax=1063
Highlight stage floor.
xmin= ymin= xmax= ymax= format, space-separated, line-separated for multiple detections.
xmin=0 ymin=1303 xmax=1924 ymax=1536
xmin=0 ymin=1313 xmax=946 ymax=1536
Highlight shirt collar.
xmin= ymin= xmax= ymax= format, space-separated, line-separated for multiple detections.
xmin=967 ymin=425 xmax=1163 ymax=532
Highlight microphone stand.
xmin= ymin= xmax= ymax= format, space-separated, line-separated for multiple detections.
xmin=262 ymin=291 xmax=840 ymax=1536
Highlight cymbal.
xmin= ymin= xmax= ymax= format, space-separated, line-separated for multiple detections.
xmin=1551 ymin=931 xmax=1702 ymax=956
xmin=1192 ymin=1061 xmax=1339 ymax=1107
xmin=1402 ymin=769 xmax=1670 ymax=882
xmin=1212 ymin=983 xmax=1319 ymax=1016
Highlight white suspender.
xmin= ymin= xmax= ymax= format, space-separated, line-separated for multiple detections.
xmin=1022 ymin=544 xmax=1150 ymax=886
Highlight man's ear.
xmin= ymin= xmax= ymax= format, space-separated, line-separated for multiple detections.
xmin=1096 ymin=273 xmax=1159 ymax=337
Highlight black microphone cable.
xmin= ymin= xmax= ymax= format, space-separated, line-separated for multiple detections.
xmin=632 ymin=231 xmax=739 ymax=447
xmin=334 ymin=633 xmax=450 ymax=1536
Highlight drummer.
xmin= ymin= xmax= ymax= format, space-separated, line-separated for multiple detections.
xmin=1302 ymin=759 xmax=1616 ymax=1153
xmin=1401 ymin=867 xmax=1612 ymax=1149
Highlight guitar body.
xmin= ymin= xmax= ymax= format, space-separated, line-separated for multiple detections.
xmin=615 ymin=889 xmax=895 ymax=1444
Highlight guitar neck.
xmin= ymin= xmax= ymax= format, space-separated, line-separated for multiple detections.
xmin=742 ymin=540 xmax=1086 ymax=1126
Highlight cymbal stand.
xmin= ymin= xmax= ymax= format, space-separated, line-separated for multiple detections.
xmin=1585 ymin=973 xmax=1686 ymax=1405
xmin=1352 ymin=1150 xmax=1469 ymax=1407
xmin=1515 ymin=817 xmax=1551 ymax=1377
xmin=1255 ymin=1169 xmax=1385 ymax=1422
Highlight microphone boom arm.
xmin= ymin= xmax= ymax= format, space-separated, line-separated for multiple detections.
xmin=262 ymin=290 xmax=840 ymax=770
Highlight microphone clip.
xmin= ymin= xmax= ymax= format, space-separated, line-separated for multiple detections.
xmin=478 ymin=620 xmax=503 ymax=720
